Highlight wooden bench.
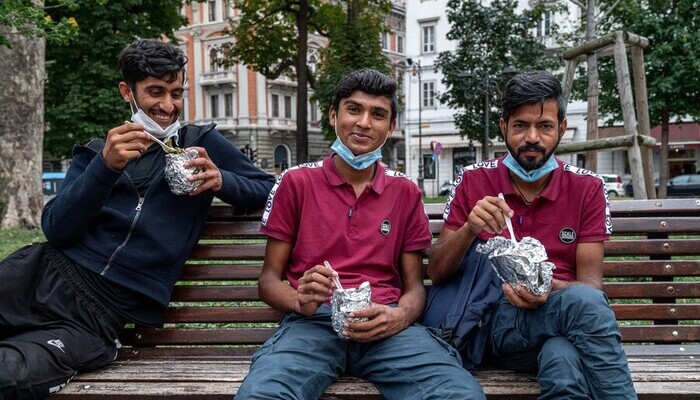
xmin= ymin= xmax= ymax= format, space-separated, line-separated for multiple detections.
xmin=55 ymin=198 xmax=700 ymax=399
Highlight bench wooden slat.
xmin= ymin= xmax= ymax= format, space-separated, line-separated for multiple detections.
xmin=163 ymin=307 xmax=283 ymax=323
xmin=55 ymin=352 xmax=700 ymax=399
xmin=618 ymin=325 xmax=699 ymax=342
xmin=603 ymin=281 xmax=700 ymax=299
xmin=610 ymin=217 xmax=700 ymax=234
xmin=611 ymin=304 xmax=700 ymax=320
xmin=603 ymin=261 xmax=700 ymax=277
xmin=191 ymin=244 xmax=266 ymax=260
xmin=123 ymin=328 xmax=276 ymax=346
xmin=603 ymin=238 xmax=700 ymax=256
xmin=171 ymin=285 xmax=260 ymax=302
xmin=180 ymin=264 xmax=263 ymax=280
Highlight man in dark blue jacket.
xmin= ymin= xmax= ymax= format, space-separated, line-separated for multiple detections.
xmin=0 ymin=39 xmax=275 ymax=398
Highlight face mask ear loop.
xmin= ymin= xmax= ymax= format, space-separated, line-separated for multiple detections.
xmin=128 ymin=87 xmax=140 ymax=115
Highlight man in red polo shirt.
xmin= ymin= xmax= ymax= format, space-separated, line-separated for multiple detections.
xmin=428 ymin=71 xmax=636 ymax=399
xmin=236 ymin=69 xmax=485 ymax=400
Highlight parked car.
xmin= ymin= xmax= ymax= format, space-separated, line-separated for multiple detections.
xmin=42 ymin=171 xmax=66 ymax=204
xmin=665 ymin=174 xmax=700 ymax=197
xmin=599 ymin=174 xmax=624 ymax=197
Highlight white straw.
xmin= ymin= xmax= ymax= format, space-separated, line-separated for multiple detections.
xmin=498 ymin=193 xmax=518 ymax=245
xmin=324 ymin=261 xmax=344 ymax=291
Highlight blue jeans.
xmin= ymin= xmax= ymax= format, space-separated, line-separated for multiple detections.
xmin=490 ymin=285 xmax=637 ymax=400
xmin=236 ymin=306 xmax=485 ymax=400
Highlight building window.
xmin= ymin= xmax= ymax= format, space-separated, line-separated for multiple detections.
xmin=422 ymin=81 xmax=435 ymax=108
xmin=210 ymin=95 xmax=219 ymax=118
xmin=397 ymin=35 xmax=404 ymax=54
xmin=381 ymin=32 xmax=388 ymax=50
xmin=208 ymin=0 xmax=217 ymax=22
xmin=209 ymin=48 xmax=219 ymax=72
xmin=284 ymin=95 xmax=292 ymax=119
xmin=309 ymin=100 xmax=318 ymax=122
xmin=224 ymin=93 xmax=233 ymax=117
xmin=271 ymin=94 xmax=279 ymax=118
xmin=422 ymin=24 xmax=435 ymax=53
xmin=537 ymin=10 xmax=551 ymax=37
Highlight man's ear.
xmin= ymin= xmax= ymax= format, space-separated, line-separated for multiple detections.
xmin=499 ymin=118 xmax=507 ymax=139
xmin=559 ymin=118 xmax=568 ymax=139
xmin=118 ymin=82 xmax=131 ymax=103
xmin=388 ymin=120 xmax=397 ymax=137
xmin=328 ymin=107 xmax=337 ymax=128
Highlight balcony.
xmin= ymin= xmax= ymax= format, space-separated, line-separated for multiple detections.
xmin=200 ymin=70 xmax=236 ymax=86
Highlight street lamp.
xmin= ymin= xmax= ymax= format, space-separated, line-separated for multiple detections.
xmin=407 ymin=58 xmax=425 ymax=196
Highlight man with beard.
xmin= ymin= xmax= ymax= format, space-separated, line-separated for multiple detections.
xmin=427 ymin=71 xmax=637 ymax=399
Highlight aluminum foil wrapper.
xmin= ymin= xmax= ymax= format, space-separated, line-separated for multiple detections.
xmin=164 ymin=150 xmax=203 ymax=195
xmin=476 ymin=236 xmax=555 ymax=296
xmin=331 ymin=281 xmax=371 ymax=338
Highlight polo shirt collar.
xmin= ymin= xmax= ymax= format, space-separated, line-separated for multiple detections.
xmin=323 ymin=153 xmax=387 ymax=194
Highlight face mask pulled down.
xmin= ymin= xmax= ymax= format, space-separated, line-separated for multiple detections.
xmin=331 ymin=116 xmax=386 ymax=170
xmin=129 ymin=91 xmax=201 ymax=195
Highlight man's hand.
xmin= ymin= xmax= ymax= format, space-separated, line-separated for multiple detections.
xmin=183 ymin=146 xmax=223 ymax=195
xmin=295 ymin=265 xmax=336 ymax=316
xmin=102 ymin=122 xmax=150 ymax=170
xmin=343 ymin=304 xmax=409 ymax=342
xmin=467 ymin=196 xmax=514 ymax=236
xmin=503 ymin=283 xmax=549 ymax=309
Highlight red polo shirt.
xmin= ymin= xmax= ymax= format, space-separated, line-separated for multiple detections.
xmin=261 ymin=154 xmax=432 ymax=305
xmin=444 ymin=155 xmax=611 ymax=282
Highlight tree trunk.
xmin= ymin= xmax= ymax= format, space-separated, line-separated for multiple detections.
xmin=0 ymin=25 xmax=45 ymax=229
xmin=585 ymin=0 xmax=599 ymax=173
xmin=295 ymin=0 xmax=309 ymax=164
xmin=658 ymin=107 xmax=670 ymax=198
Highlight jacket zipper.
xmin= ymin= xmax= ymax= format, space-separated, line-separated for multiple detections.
xmin=101 ymin=196 xmax=145 ymax=276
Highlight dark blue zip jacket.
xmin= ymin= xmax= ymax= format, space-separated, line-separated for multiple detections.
xmin=42 ymin=124 xmax=275 ymax=307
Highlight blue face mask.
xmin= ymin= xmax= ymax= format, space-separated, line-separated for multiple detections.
xmin=503 ymin=152 xmax=558 ymax=182
xmin=330 ymin=116 xmax=386 ymax=170
xmin=331 ymin=138 xmax=383 ymax=170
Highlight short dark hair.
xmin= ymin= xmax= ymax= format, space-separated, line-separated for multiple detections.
xmin=119 ymin=39 xmax=187 ymax=92
xmin=501 ymin=71 xmax=566 ymax=124
xmin=331 ymin=69 xmax=398 ymax=124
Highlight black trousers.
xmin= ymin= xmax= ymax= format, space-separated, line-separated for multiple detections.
xmin=0 ymin=243 xmax=123 ymax=399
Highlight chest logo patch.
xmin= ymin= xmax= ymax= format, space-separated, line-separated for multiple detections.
xmin=559 ymin=227 xmax=577 ymax=244
xmin=380 ymin=220 xmax=391 ymax=236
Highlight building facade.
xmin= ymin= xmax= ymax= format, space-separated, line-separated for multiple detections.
xmin=174 ymin=0 xmax=408 ymax=175
xmin=171 ymin=0 xmax=697 ymax=190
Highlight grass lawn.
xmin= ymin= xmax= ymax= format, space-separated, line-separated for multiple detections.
xmin=0 ymin=228 xmax=45 ymax=259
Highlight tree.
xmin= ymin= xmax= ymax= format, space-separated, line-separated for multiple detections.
xmin=0 ymin=0 xmax=79 ymax=228
xmin=437 ymin=0 xmax=560 ymax=151
xmin=223 ymin=0 xmax=341 ymax=164
xmin=592 ymin=0 xmax=700 ymax=197
xmin=312 ymin=0 xmax=393 ymax=141
xmin=44 ymin=0 xmax=187 ymax=158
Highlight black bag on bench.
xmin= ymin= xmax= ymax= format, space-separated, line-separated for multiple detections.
xmin=421 ymin=239 xmax=503 ymax=371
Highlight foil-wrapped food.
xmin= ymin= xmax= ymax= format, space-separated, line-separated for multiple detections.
xmin=164 ymin=149 xmax=203 ymax=195
xmin=476 ymin=236 xmax=555 ymax=296
xmin=331 ymin=281 xmax=371 ymax=338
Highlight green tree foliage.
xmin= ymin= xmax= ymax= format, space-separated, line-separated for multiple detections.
xmin=588 ymin=0 xmax=700 ymax=127
xmin=436 ymin=0 xmax=560 ymax=144
xmin=574 ymin=0 xmax=700 ymax=195
xmin=223 ymin=0 xmax=339 ymax=163
xmin=312 ymin=0 xmax=393 ymax=140
xmin=44 ymin=1 xmax=186 ymax=158
xmin=0 ymin=0 xmax=80 ymax=48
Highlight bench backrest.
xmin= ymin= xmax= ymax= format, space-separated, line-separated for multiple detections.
xmin=121 ymin=199 xmax=700 ymax=356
